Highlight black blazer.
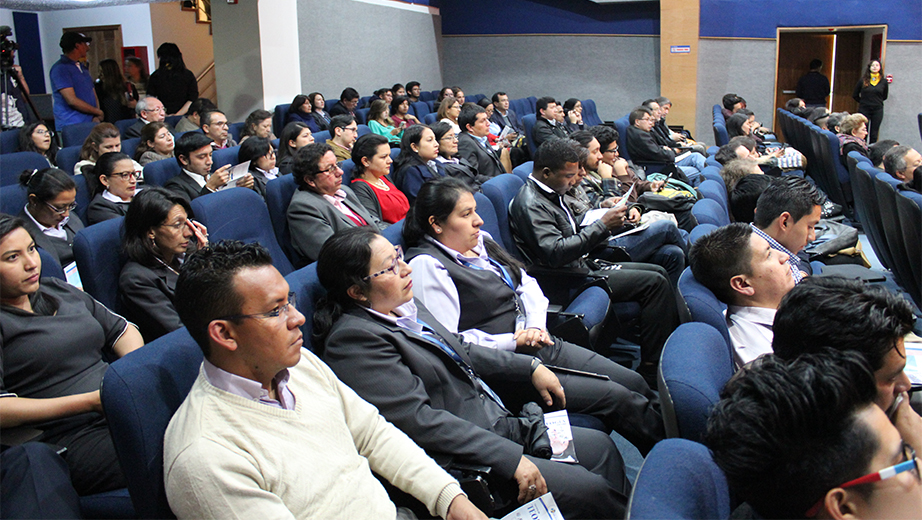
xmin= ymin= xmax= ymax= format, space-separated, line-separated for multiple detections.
xmin=626 ymin=125 xmax=675 ymax=164
xmin=118 ymin=261 xmax=180 ymax=342
xmin=86 ymin=193 xmax=130 ymax=225
xmin=457 ymin=132 xmax=504 ymax=179
xmin=162 ymin=172 xmax=211 ymax=204
xmin=322 ymin=300 xmax=534 ymax=480
xmin=18 ymin=209 xmax=84 ymax=267
xmin=532 ymin=118 xmax=568 ymax=149
xmin=490 ymin=109 xmax=524 ymax=134
xmin=123 ymin=119 xmax=145 ymax=139
xmin=349 ymin=178 xmax=384 ymax=223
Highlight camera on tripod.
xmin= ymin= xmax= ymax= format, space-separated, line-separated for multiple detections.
xmin=0 ymin=26 xmax=18 ymax=70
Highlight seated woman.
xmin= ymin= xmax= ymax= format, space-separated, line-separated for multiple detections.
xmin=837 ymin=113 xmax=870 ymax=167
xmin=135 ymin=121 xmax=175 ymax=166
xmin=431 ymin=121 xmax=488 ymax=190
xmin=237 ymin=136 xmax=278 ymax=198
xmin=437 ymin=95 xmax=461 ymax=135
xmin=562 ymin=98 xmax=585 ymax=134
xmin=0 ymin=214 xmax=144 ymax=495
xmin=238 ymin=108 xmax=276 ymax=144
xmin=404 ymin=176 xmax=664 ymax=450
xmin=313 ymin=227 xmax=633 ymax=519
xmin=286 ymin=93 xmax=329 ymax=133
xmin=349 ymin=134 xmax=408 ymax=224
xmin=17 ymin=168 xmax=83 ymax=268
xmin=307 ymin=92 xmax=331 ymax=132
xmin=19 ymin=122 xmax=58 ymax=167
xmin=287 ymin=142 xmax=383 ymax=266
xmin=392 ymin=125 xmax=446 ymax=205
xmin=390 ymin=95 xmax=419 ymax=129
xmin=119 ymin=187 xmax=207 ymax=341
xmin=276 ymin=121 xmax=313 ymax=175
xmin=75 ymin=123 xmax=143 ymax=177
xmin=367 ymin=99 xmax=403 ymax=145
xmin=86 ymin=152 xmax=139 ymax=225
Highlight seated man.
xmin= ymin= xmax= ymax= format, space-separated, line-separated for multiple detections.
xmin=124 ymin=96 xmax=167 ymax=138
xmin=164 ymin=132 xmax=252 ymax=203
xmin=883 ymin=145 xmax=922 ymax=183
xmin=457 ymin=105 xmax=508 ymax=178
xmin=405 ymin=81 xmax=421 ymax=104
xmin=642 ymin=99 xmax=706 ymax=156
xmin=785 ymin=97 xmax=808 ymax=117
xmin=689 ymin=223 xmax=795 ymax=368
xmin=714 ymin=137 xmax=755 ymax=165
xmin=490 ymin=92 xmax=525 ymax=135
xmin=772 ymin=275 xmax=922 ymax=452
xmin=705 ymin=349 xmax=922 ymax=520
xmin=532 ymin=97 xmax=568 ymax=149
xmin=752 ymin=176 xmax=825 ymax=283
xmin=625 ymin=106 xmax=705 ymax=182
xmin=729 ymin=174 xmax=775 ymax=223
xmin=173 ymin=97 xmax=216 ymax=133
xmin=868 ymin=139 xmax=899 ymax=170
xmin=165 ymin=241 xmax=485 ymax=520
xmin=326 ymin=115 xmax=358 ymax=163
xmin=510 ymin=138 xmax=683 ymax=383
xmin=720 ymin=93 xmax=744 ymax=119
xmin=201 ymin=109 xmax=236 ymax=149
xmin=328 ymin=87 xmax=360 ymax=118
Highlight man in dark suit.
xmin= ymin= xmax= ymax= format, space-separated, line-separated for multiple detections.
xmin=124 ymin=96 xmax=167 ymax=138
xmin=532 ymin=97 xmax=567 ymax=149
xmin=163 ymin=132 xmax=252 ymax=203
xmin=489 ymin=92 xmax=524 ymax=135
xmin=457 ymin=105 xmax=507 ymax=179
xmin=509 ymin=138 xmax=683 ymax=385
xmin=327 ymin=87 xmax=360 ymax=119
xmin=626 ymin=106 xmax=705 ymax=182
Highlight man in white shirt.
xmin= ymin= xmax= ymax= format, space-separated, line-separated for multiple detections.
xmin=689 ymin=222 xmax=795 ymax=368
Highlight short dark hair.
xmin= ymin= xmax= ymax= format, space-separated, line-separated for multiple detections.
xmin=240 ymin=109 xmax=272 ymax=139
xmin=534 ymin=138 xmax=580 ymax=174
xmin=92 ymin=151 xmax=133 ymax=195
xmin=730 ymin=174 xmax=776 ymax=223
xmin=535 ymin=96 xmax=557 ymax=116
xmin=491 ymin=91 xmax=507 ymax=104
xmin=188 ymin=97 xmax=216 ymax=117
xmin=392 ymin=83 xmax=404 ymax=93
xmin=641 ymin=98 xmax=658 ymax=109
xmin=174 ymin=132 xmax=214 ymax=168
xmin=785 ymin=98 xmax=805 ymax=112
xmin=589 ymin=125 xmax=618 ymax=152
xmin=773 ymin=276 xmax=915 ymax=372
xmin=459 ymin=104 xmax=486 ymax=133
xmin=629 ymin=106 xmax=652 ymax=125
xmin=726 ymin=113 xmax=749 ymax=139
xmin=0 ymin=213 xmax=28 ymax=242
xmin=809 ymin=58 xmax=823 ymax=70
xmin=729 ymin=135 xmax=757 ymax=152
xmin=705 ymin=349 xmax=879 ymax=520
xmin=292 ymin=142 xmax=334 ymax=189
xmin=568 ymin=130 xmax=594 ymax=149
xmin=883 ymin=145 xmax=914 ymax=177
xmin=406 ymin=81 xmax=420 ymax=92
xmin=351 ymin=133 xmax=389 ymax=176
xmin=752 ymin=176 xmax=826 ymax=229
xmin=722 ymin=93 xmax=742 ymax=110
xmin=123 ymin=186 xmax=193 ymax=268
xmin=329 ymin=114 xmax=355 ymax=137
xmin=868 ymin=139 xmax=899 ymax=168
xmin=175 ymin=240 xmax=275 ymax=356
xmin=714 ymin=143 xmax=741 ymax=166
xmin=689 ymin=223 xmax=754 ymax=303
xmin=340 ymin=87 xmax=359 ymax=102
xmin=200 ymin=109 xmax=226 ymax=128
xmin=237 ymin=136 xmax=273 ymax=170
xmin=19 ymin=167 xmax=75 ymax=202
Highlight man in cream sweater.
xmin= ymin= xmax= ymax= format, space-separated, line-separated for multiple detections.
xmin=164 ymin=241 xmax=486 ymax=520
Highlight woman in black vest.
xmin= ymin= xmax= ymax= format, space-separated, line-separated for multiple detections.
xmin=402 ymin=176 xmax=664 ymax=454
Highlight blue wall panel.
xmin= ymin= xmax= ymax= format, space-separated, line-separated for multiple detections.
xmin=700 ymin=0 xmax=922 ymax=40
xmin=12 ymin=11 xmax=46 ymax=94
xmin=440 ymin=0 xmax=659 ymax=36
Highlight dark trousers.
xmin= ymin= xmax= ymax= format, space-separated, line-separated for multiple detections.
xmin=859 ymin=105 xmax=884 ymax=143
xmin=0 ymin=443 xmax=82 ymax=519
xmin=43 ymin=416 xmax=126 ymax=496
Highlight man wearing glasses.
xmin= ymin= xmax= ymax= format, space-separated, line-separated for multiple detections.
xmin=625 ymin=106 xmax=705 ymax=183
xmin=124 ymin=96 xmax=169 ymax=138
xmin=165 ymin=132 xmax=253 ymax=203
xmin=165 ymin=241 xmax=486 ymax=520
xmin=705 ymin=349 xmax=921 ymax=519
xmin=326 ymin=115 xmax=359 ymax=162
xmin=201 ymin=109 xmax=237 ymax=149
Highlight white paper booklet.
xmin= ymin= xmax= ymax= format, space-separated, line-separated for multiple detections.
xmin=500 ymin=493 xmax=565 ymax=520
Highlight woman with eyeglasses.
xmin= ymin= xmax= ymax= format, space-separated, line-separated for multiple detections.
xmin=562 ymin=99 xmax=584 ymax=134
xmin=237 ymin=136 xmax=278 ymax=199
xmin=135 ymin=121 xmax=175 ymax=166
xmin=350 ymin=134 xmax=408 ymax=224
xmin=276 ymin=121 xmax=314 ymax=175
xmin=392 ymin=125 xmax=446 ymax=206
xmin=0 ymin=213 xmax=144 ymax=496
xmin=17 ymin=168 xmax=83 ymax=268
xmin=436 ymin=95 xmax=462 ymax=136
xmin=19 ymin=122 xmax=58 ymax=167
xmin=119 ymin=187 xmax=207 ymax=341
xmin=86 ymin=152 xmax=139 ymax=225
xmin=431 ymin=121 xmax=488 ymax=191
xmin=287 ymin=142 xmax=384 ymax=266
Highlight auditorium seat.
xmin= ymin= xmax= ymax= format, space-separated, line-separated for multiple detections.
xmin=0 ymin=151 xmax=50 ymax=186
xmin=512 ymin=161 xmax=532 ymax=181
xmin=521 ymin=114 xmax=537 ymax=159
xmin=265 ymin=174 xmax=302 ymax=266
xmin=60 ymin=121 xmax=97 ymax=148
xmin=688 ymin=223 xmax=718 ymax=245
xmin=211 ymin=145 xmax=240 ymax=170
xmin=142 ymin=157 xmax=181 ymax=186
xmin=423 ymin=113 xmax=438 ymax=125
xmin=355 ymin=108 xmax=369 ymax=124
xmin=854 ymin=163 xmax=894 ymax=270
xmin=411 ymin=101 xmax=430 ymax=118
xmin=895 ymin=190 xmax=922 ymax=308
xmin=73 ymin=216 xmax=126 ymax=312
xmin=164 ymin=115 xmax=183 ymax=128
xmin=1 ymin=128 xmax=19 ymax=154
xmin=228 ymin=122 xmax=245 ymax=144
xmin=692 ymin=198 xmax=729 ymax=227
xmin=580 ymin=99 xmax=603 ymax=126
xmin=313 ymin=130 xmax=331 ymax=143
xmin=357 ymin=124 xmax=371 ymax=138
xmin=340 ymin=159 xmax=355 ymax=185
xmin=698 ymin=179 xmax=729 ymax=217
xmin=0 ymin=183 xmax=27 ymax=217
xmin=874 ymin=173 xmax=913 ymax=293
xmin=115 ymin=118 xmax=136 ymax=139
xmin=678 ymin=267 xmax=731 ymax=348
xmin=55 ymin=145 xmax=82 ymax=175
xmin=72 ymin=173 xmax=91 ymax=226
xmin=121 ymin=137 xmax=141 ymax=162
xmin=273 ymin=103 xmax=291 ymax=136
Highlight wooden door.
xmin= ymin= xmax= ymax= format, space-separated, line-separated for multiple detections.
xmin=774 ymin=33 xmax=834 ymax=138
xmin=832 ymin=32 xmax=863 ymax=114
xmin=63 ymin=25 xmax=123 ymax=79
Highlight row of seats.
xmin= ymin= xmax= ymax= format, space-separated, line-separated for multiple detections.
xmin=711 ymin=105 xmax=729 ymax=147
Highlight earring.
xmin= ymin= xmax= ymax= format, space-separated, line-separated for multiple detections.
xmin=434 ymin=227 xmax=442 ymax=233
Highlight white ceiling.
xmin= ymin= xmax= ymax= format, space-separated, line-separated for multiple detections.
xmin=2 ymin=0 xmax=174 ymax=11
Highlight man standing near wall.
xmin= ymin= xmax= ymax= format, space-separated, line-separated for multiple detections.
xmin=50 ymin=32 xmax=104 ymax=127
xmin=796 ymin=59 xmax=831 ymax=108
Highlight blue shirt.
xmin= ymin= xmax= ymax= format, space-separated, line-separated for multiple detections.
xmin=751 ymin=223 xmax=804 ymax=284
xmin=50 ymin=55 xmax=97 ymax=127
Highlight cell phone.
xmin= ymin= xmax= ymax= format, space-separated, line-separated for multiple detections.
xmin=886 ymin=393 xmax=904 ymax=421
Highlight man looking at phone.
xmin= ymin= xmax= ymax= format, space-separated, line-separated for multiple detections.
xmin=165 ymin=132 xmax=253 ymax=203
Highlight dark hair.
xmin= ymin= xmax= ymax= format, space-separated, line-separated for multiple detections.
xmin=125 ymin=56 xmax=148 ymax=83
xmin=392 ymin=83 xmax=404 ymax=94
xmin=491 ymin=91 xmax=507 ymax=104
xmin=0 ymin=213 xmax=29 ymax=242
xmin=736 ymin=108 xmax=754 ymax=118
xmin=19 ymin=122 xmax=58 ymax=164
xmin=753 ymin=176 xmax=826 ymax=228
xmin=628 ymin=106 xmax=652 ymax=125
xmin=808 ymin=107 xmax=830 ymax=126
xmin=773 ymin=276 xmax=915 ymax=372
xmin=730 ymin=174 xmax=776 ymax=223
xmin=729 ymin=135 xmax=757 ymax=152
xmin=292 ymin=142 xmax=333 ymax=189
xmin=534 ymin=137 xmax=580 ymax=173
xmin=238 ymin=137 xmax=273 ymax=173
xmin=19 ymin=167 xmax=75 ymax=202
xmin=188 ymin=98 xmax=216 ymax=118
xmin=308 ymin=92 xmax=325 ymax=111
xmin=726 ymin=113 xmax=750 ymax=138
xmin=826 ymin=112 xmax=847 ymax=132
xmin=392 ymin=125 xmax=430 ymax=173
xmin=860 ymin=59 xmax=883 ymax=88
xmin=451 ymin=86 xmax=464 ymax=98
xmin=329 ymin=114 xmax=355 ymax=138
xmin=563 ymin=98 xmax=581 ymax=116
xmin=351 ymin=133 xmax=390 ymax=177
xmin=155 ymin=42 xmax=187 ymax=75
xmin=390 ymin=95 xmax=409 ymax=116
xmin=688 ymin=223 xmax=754 ymax=303
xmin=174 ymin=132 xmax=214 ymax=168
xmin=535 ymin=96 xmax=556 ymax=116
xmin=313 ymin=227 xmax=380 ymax=346
xmin=705 ymin=349 xmax=879 ymax=519
xmin=240 ymin=109 xmax=272 ymax=139
xmin=122 ymin=186 xmax=193 ymax=268
xmin=289 ymin=94 xmax=309 ymax=117
xmin=437 ymin=87 xmax=452 ymax=102
xmin=655 ymin=96 xmax=671 ymax=107
xmin=339 ymin=87 xmax=359 ymax=102
xmin=278 ymin=122 xmax=311 ymax=163
xmin=201 ymin=109 xmax=226 ymax=128
xmin=868 ymin=139 xmax=899 ymax=168
xmin=458 ymin=104 xmax=486 ymax=133
xmin=785 ymin=98 xmax=805 ymax=112
xmin=476 ymin=97 xmax=492 ymax=110
xmin=568 ymin=130 xmax=594 ymax=149
xmin=79 ymin=122 xmax=120 ymax=162
xmin=715 ymin=143 xmax=741 ymax=166
xmin=809 ymin=58 xmax=823 ymax=70
xmin=96 ymin=59 xmax=128 ymax=101
xmin=429 ymin=121 xmax=456 ymax=159
xmin=135 ymin=121 xmax=171 ymax=161
xmin=883 ymin=145 xmax=913 ymax=177
xmin=92 ymin=152 xmax=133 ymax=195
xmin=406 ymin=81 xmax=420 ymax=93
xmin=174 ymin=240 xmax=275 ymax=356
xmin=589 ymin=125 xmax=618 ymax=152
xmin=722 ymin=93 xmax=743 ymax=110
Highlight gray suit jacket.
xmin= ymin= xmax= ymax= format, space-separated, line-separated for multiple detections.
xmin=287 ymin=185 xmax=383 ymax=264
xmin=457 ymin=132 xmax=505 ymax=179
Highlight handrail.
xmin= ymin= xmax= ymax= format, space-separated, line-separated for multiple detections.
xmin=196 ymin=61 xmax=215 ymax=83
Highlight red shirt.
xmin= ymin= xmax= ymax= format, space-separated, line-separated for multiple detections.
xmin=354 ymin=177 xmax=409 ymax=224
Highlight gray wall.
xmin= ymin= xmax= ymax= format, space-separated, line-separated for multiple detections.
xmin=297 ymin=0 xmax=444 ymax=101
xmin=881 ymin=42 xmax=922 ymax=151
xmin=441 ymin=35 xmax=660 ymax=122
xmin=212 ymin=0 xmax=264 ymax=122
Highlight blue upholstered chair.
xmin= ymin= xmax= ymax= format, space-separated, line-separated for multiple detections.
xmin=692 ymin=198 xmax=730 ymax=227
xmin=55 ymin=145 xmax=82 ymax=175
xmin=60 ymin=121 xmax=98 ymax=148
xmin=142 ymin=157 xmax=181 ymax=187
xmin=0 ymin=151 xmax=50 ymax=186
xmin=677 ymin=267 xmax=730 ymax=348
xmin=73 ymin=216 xmax=126 ymax=312
xmin=265 ymin=174 xmax=302 ymax=266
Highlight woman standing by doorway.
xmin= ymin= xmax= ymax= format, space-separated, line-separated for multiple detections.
xmin=852 ymin=59 xmax=888 ymax=144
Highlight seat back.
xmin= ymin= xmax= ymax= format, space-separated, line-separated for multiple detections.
xmin=692 ymin=198 xmax=730 ymax=227
xmin=284 ymin=263 xmax=326 ymax=350
xmin=581 ymin=99 xmax=603 ymax=126
xmin=61 ymin=121 xmax=98 ymax=148
xmin=72 ymin=172 xmax=91 ymax=226
xmin=273 ymin=103 xmax=291 ymax=136
xmin=699 ymin=165 xmax=722 ymax=184
xmin=481 ymin=174 xmax=525 ymax=259
xmin=340 ymin=159 xmax=355 ymax=185
xmin=164 ymin=115 xmax=183 ymax=128
xmin=613 ymin=116 xmax=632 ymax=162
xmin=142 ymin=158 xmax=181 ymax=187
xmin=211 ymin=146 xmax=240 ymax=170
xmin=121 ymin=138 xmax=141 ymax=162
xmin=896 ymin=190 xmax=922 ymax=308
xmin=677 ymin=267 xmax=730 ymax=347
xmin=357 ymin=124 xmax=371 ymax=138
xmin=265 ymin=174 xmax=301 ymax=266
xmin=101 ymin=327 xmax=203 ymax=519
xmin=313 ymin=130 xmax=331 ymax=144
xmin=412 ymin=101 xmax=431 ymax=118
xmin=355 ymin=108 xmax=369 ymax=125
xmin=0 ymin=151 xmax=51 ymax=186
xmin=521 ymin=113 xmax=537 ymax=158
xmin=0 ymin=183 xmax=28 ymax=216
xmin=38 ymin=246 xmax=67 ymax=281
xmin=55 ymin=145 xmax=83 ymax=175
xmin=511 ymin=161 xmax=532 ymax=182
xmin=1 ymin=128 xmax=20 ymax=154
xmin=381 ymin=218 xmax=405 ymax=249
xmin=697 ymin=179 xmax=729 ymax=217
xmin=846 ymin=151 xmax=872 ymax=227
xmin=627 ymin=438 xmax=730 ymax=520
xmin=688 ymin=223 xmax=718 ymax=245
xmin=471 ymin=191 xmax=504 ymax=249
xmin=115 ymin=118 xmax=136 ymax=139
xmin=73 ymin=216 xmax=127 ymax=312
xmin=874 ymin=173 xmax=911 ymax=290
xmin=658 ymin=322 xmax=733 ymax=442
xmin=423 ymin=113 xmax=438 ymax=125
xmin=228 ymin=122 xmax=245 ymax=144
xmin=191 ymin=188 xmax=294 ymax=275
xmin=855 ymin=163 xmax=893 ymax=270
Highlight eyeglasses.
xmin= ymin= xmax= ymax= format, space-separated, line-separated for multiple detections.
xmin=805 ymin=443 xmax=920 ymax=517
xmin=110 ymin=170 xmax=142 ymax=180
xmin=313 ymin=163 xmax=342 ymax=176
xmin=43 ymin=200 xmax=78 ymax=215
xmin=217 ymin=292 xmax=298 ymax=322
xmin=344 ymin=126 xmax=359 ymax=133
xmin=604 ymin=147 xmax=619 ymax=154
xmin=266 ymin=149 xmax=277 ymax=158
xmin=640 ymin=117 xmax=655 ymax=122
xmin=363 ymin=246 xmax=404 ymax=281
xmin=34 ymin=129 xmax=51 ymax=136
xmin=159 ymin=219 xmax=190 ymax=231
xmin=440 ymin=135 xmax=459 ymax=142
xmin=210 ymin=121 xmax=230 ymax=128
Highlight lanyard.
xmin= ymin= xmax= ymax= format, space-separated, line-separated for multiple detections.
xmin=457 ymin=256 xmax=526 ymax=329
